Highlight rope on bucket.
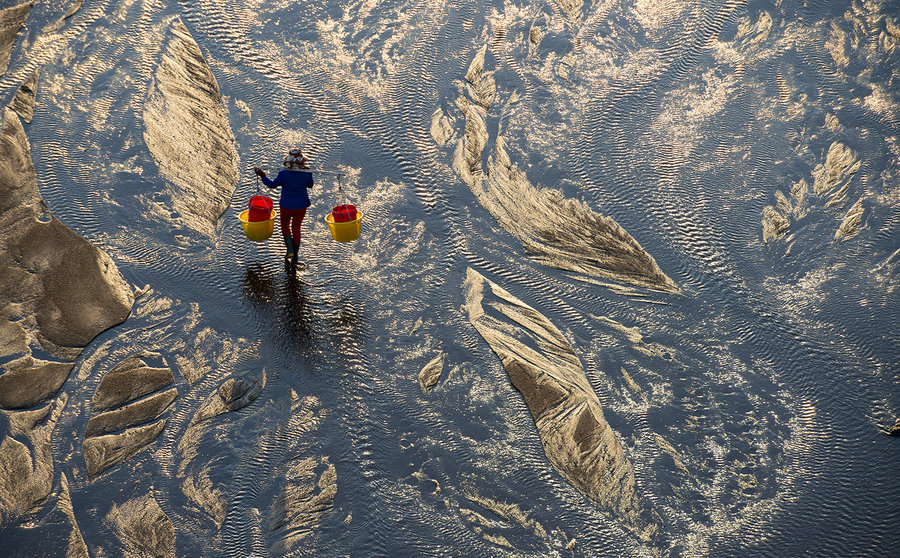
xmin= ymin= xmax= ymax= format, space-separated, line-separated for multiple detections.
xmin=308 ymin=169 xmax=346 ymax=207
xmin=337 ymin=173 xmax=343 ymax=207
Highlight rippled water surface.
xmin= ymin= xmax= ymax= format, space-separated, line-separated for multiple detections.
xmin=2 ymin=0 xmax=899 ymax=556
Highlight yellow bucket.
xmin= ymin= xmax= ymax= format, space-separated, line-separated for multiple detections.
xmin=325 ymin=211 xmax=362 ymax=242
xmin=238 ymin=209 xmax=276 ymax=241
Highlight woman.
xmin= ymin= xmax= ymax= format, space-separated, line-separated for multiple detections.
xmin=254 ymin=148 xmax=313 ymax=265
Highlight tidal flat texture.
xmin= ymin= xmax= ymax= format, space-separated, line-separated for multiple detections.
xmin=0 ymin=2 xmax=33 ymax=76
xmin=464 ymin=267 xmax=654 ymax=542
xmin=0 ymin=0 xmax=898 ymax=556
xmin=142 ymin=18 xmax=239 ymax=238
xmin=1 ymin=87 xmax=132 ymax=528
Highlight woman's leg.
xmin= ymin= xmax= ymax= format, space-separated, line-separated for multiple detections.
xmin=289 ymin=209 xmax=307 ymax=263
xmin=290 ymin=208 xmax=307 ymax=247
xmin=279 ymin=207 xmax=293 ymax=258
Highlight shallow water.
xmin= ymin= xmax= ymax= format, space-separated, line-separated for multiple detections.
xmin=2 ymin=0 xmax=899 ymax=555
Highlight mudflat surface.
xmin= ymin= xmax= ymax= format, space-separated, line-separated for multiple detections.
xmin=1 ymin=1 xmax=899 ymax=556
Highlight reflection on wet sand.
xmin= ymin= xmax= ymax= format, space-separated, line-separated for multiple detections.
xmin=242 ymin=263 xmax=315 ymax=353
xmin=241 ymin=262 xmax=365 ymax=366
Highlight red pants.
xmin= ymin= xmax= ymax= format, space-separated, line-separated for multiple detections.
xmin=280 ymin=207 xmax=307 ymax=243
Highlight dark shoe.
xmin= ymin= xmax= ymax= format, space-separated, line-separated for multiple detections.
xmin=283 ymin=234 xmax=293 ymax=262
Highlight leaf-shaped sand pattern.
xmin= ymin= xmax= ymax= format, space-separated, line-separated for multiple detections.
xmin=142 ymin=18 xmax=238 ymax=238
xmin=463 ymin=268 xmax=656 ymax=541
xmin=83 ymin=353 xmax=176 ymax=477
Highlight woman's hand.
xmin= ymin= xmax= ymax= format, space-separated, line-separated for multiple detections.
xmin=253 ymin=167 xmax=266 ymax=178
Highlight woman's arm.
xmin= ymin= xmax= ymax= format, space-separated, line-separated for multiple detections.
xmin=254 ymin=167 xmax=275 ymax=188
xmin=254 ymin=167 xmax=282 ymax=188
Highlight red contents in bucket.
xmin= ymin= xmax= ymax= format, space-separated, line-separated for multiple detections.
xmin=247 ymin=195 xmax=274 ymax=222
xmin=332 ymin=204 xmax=357 ymax=223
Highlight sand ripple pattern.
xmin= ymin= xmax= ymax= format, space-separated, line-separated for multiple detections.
xmin=1 ymin=0 xmax=898 ymax=556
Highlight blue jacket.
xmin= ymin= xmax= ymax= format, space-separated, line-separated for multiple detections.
xmin=262 ymin=169 xmax=313 ymax=210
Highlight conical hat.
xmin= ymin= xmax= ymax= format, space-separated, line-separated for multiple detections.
xmin=283 ymin=148 xmax=308 ymax=169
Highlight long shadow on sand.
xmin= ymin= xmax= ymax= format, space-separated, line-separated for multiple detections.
xmin=240 ymin=261 xmax=365 ymax=368
xmin=242 ymin=262 xmax=316 ymax=355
